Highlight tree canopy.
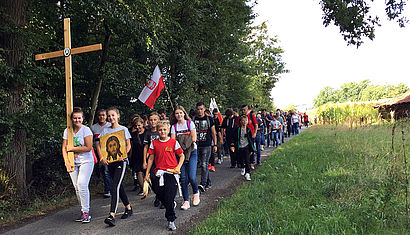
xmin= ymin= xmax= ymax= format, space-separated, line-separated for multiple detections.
xmin=0 ymin=0 xmax=286 ymax=198
xmin=320 ymin=0 xmax=409 ymax=46
xmin=313 ymin=79 xmax=409 ymax=107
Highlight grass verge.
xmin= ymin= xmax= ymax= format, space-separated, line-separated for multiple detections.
xmin=192 ymin=124 xmax=410 ymax=234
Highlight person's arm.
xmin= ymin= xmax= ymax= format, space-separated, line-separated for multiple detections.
xmin=211 ymin=125 xmax=218 ymax=152
xmin=144 ymin=154 xmax=154 ymax=182
xmin=62 ymin=140 xmax=74 ymax=172
xmin=175 ymin=152 xmax=185 ymax=173
xmin=97 ymin=141 xmax=108 ymax=165
xmin=143 ymin=145 xmax=148 ymax=169
xmin=218 ymin=130 xmax=223 ymax=145
xmin=191 ymin=129 xmax=197 ymax=143
xmin=66 ymin=135 xmax=92 ymax=153
xmin=252 ymin=115 xmax=257 ymax=138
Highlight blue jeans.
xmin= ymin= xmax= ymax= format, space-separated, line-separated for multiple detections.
xmin=198 ymin=146 xmax=211 ymax=187
xmin=272 ymin=131 xmax=280 ymax=147
xmin=293 ymin=122 xmax=299 ymax=135
xmin=100 ymin=163 xmax=112 ymax=194
xmin=180 ymin=150 xmax=199 ymax=201
xmin=255 ymin=134 xmax=262 ymax=164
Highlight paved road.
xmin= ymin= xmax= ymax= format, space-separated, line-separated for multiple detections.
xmin=4 ymin=129 xmax=303 ymax=235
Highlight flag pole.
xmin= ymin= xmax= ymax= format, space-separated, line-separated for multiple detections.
xmin=164 ymin=85 xmax=174 ymax=111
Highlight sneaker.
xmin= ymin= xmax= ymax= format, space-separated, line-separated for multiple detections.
xmin=208 ymin=163 xmax=212 ymax=170
xmin=104 ymin=215 xmax=116 ymax=227
xmin=168 ymin=221 xmax=177 ymax=231
xmin=210 ymin=166 xmax=215 ymax=172
xmin=205 ymin=185 xmax=212 ymax=190
xmin=154 ymin=197 xmax=161 ymax=207
xmin=245 ymin=173 xmax=251 ymax=181
xmin=250 ymin=164 xmax=255 ymax=170
xmin=261 ymin=147 xmax=264 ymax=151
xmin=241 ymin=168 xmax=245 ymax=176
xmin=75 ymin=212 xmax=85 ymax=222
xmin=181 ymin=201 xmax=190 ymax=210
xmin=82 ymin=212 xmax=91 ymax=223
xmin=193 ymin=193 xmax=200 ymax=206
xmin=198 ymin=184 xmax=205 ymax=192
xmin=217 ymin=159 xmax=222 ymax=164
xmin=103 ymin=192 xmax=111 ymax=198
xmin=174 ymin=200 xmax=177 ymax=209
xmin=121 ymin=207 xmax=133 ymax=219
xmin=137 ymin=188 xmax=144 ymax=196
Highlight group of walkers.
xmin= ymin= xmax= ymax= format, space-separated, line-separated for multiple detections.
xmin=61 ymin=103 xmax=308 ymax=231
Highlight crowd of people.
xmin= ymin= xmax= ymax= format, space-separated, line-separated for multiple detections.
xmin=61 ymin=103 xmax=309 ymax=231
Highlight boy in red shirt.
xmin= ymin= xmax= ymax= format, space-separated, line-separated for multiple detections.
xmin=145 ymin=121 xmax=185 ymax=231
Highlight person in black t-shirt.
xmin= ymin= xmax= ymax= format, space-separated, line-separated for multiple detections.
xmin=128 ymin=115 xmax=146 ymax=196
xmin=221 ymin=108 xmax=238 ymax=168
xmin=193 ymin=102 xmax=217 ymax=192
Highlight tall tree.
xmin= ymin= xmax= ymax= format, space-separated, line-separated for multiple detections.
xmin=0 ymin=0 xmax=29 ymax=197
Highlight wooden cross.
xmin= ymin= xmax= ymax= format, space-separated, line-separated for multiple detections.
xmin=35 ymin=18 xmax=102 ymax=172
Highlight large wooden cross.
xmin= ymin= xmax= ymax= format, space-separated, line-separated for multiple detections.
xmin=35 ymin=18 xmax=102 ymax=172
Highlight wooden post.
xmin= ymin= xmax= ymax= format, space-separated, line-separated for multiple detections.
xmin=64 ymin=18 xmax=74 ymax=170
xmin=35 ymin=18 xmax=102 ymax=172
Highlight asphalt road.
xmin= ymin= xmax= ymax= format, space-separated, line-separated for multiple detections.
xmin=4 ymin=129 xmax=303 ymax=235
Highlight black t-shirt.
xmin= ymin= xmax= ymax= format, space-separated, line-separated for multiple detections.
xmin=193 ymin=115 xmax=215 ymax=147
xmin=221 ymin=116 xmax=237 ymax=144
xmin=143 ymin=128 xmax=160 ymax=146
xmin=129 ymin=129 xmax=146 ymax=168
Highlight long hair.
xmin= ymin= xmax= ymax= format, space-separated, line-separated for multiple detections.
xmin=170 ymin=105 xmax=191 ymax=125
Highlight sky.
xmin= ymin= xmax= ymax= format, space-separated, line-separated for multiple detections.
xmin=253 ymin=0 xmax=410 ymax=111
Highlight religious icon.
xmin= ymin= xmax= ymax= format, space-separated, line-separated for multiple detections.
xmin=100 ymin=130 xmax=127 ymax=163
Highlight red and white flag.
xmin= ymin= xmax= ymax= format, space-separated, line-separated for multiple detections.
xmin=209 ymin=98 xmax=223 ymax=124
xmin=138 ymin=65 xmax=165 ymax=109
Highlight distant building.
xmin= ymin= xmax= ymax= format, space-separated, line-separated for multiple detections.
xmin=375 ymin=91 xmax=410 ymax=121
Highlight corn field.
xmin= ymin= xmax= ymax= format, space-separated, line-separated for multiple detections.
xmin=309 ymin=102 xmax=380 ymax=127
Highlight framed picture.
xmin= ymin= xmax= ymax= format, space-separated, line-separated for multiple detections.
xmin=100 ymin=130 xmax=127 ymax=163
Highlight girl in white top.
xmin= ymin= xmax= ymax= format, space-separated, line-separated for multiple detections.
xmin=170 ymin=105 xmax=200 ymax=210
xmin=62 ymin=107 xmax=94 ymax=223
xmin=97 ymin=107 xmax=132 ymax=227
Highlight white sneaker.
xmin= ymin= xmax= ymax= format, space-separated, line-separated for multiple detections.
xmin=181 ymin=201 xmax=190 ymax=210
xmin=168 ymin=221 xmax=176 ymax=231
xmin=245 ymin=173 xmax=251 ymax=181
xmin=193 ymin=192 xmax=200 ymax=206
xmin=241 ymin=168 xmax=245 ymax=176
xmin=217 ymin=159 xmax=222 ymax=164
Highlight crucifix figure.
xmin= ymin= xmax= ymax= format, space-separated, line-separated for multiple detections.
xmin=35 ymin=18 xmax=102 ymax=172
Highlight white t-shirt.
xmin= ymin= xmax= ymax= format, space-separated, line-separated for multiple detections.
xmin=91 ymin=122 xmax=112 ymax=145
xmin=270 ymin=120 xmax=281 ymax=131
xmin=100 ymin=125 xmax=132 ymax=141
xmin=292 ymin=115 xmax=299 ymax=123
xmin=63 ymin=125 xmax=94 ymax=164
xmin=170 ymin=120 xmax=197 ymax=149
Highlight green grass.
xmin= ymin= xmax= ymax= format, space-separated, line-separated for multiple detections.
xmin=192 ymin=123 xmax=410 ymax=234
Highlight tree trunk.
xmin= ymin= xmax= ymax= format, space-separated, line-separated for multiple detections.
xmin=0 ymin=0 xmax=29 ymax=198
xmin=88 ymin=22 xmax=111 ymax=125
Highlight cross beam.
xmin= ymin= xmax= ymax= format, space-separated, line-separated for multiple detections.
xmin=35 ymin=18 xmax=102 ymax=172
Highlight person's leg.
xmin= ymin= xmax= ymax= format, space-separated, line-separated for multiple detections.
xmin=237 ymin=148 xmax=244 ymax=169
xmin=102 ymin=164 xmax=112 ymax=195
xmin=188 ymin=150 xmax=199 ymax=194
xmin=180 ymin=163 xmax=189 ymax=202
xmin=261 ymin=132 xmax=265 ymax=148
xmin=118 ymin=162 xmax=130 ymax=208
xmin=163 ymin=174 xmax=178 ymax=222
xmin=275 ymin=132 xmax=280 ymax=147
xmin=77 ymin=162 xmax=94 ymax=214
xmin=244 ymin=147 xmax=250 ymax=173
xmin=69 ymin=165 xmax=81 ymax=207
xmin=199 ymin=146 xmax=211 ymax=187
xmin=295 ymin=123 xmax=299 ymax=135
xmin=209 ymin=149 xmax=215 ymax=167
xmin=109 ymin=162 xmax=128 ymax=214
xmin=256 ymin=135 xmax=261 ymax=164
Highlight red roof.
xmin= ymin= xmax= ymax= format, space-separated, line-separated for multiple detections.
xmin=378 ymin=90 xmax=410 ymax=107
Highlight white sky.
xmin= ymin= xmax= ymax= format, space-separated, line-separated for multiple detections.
xmin=253 ymin=0 xmax=410 ymax=110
